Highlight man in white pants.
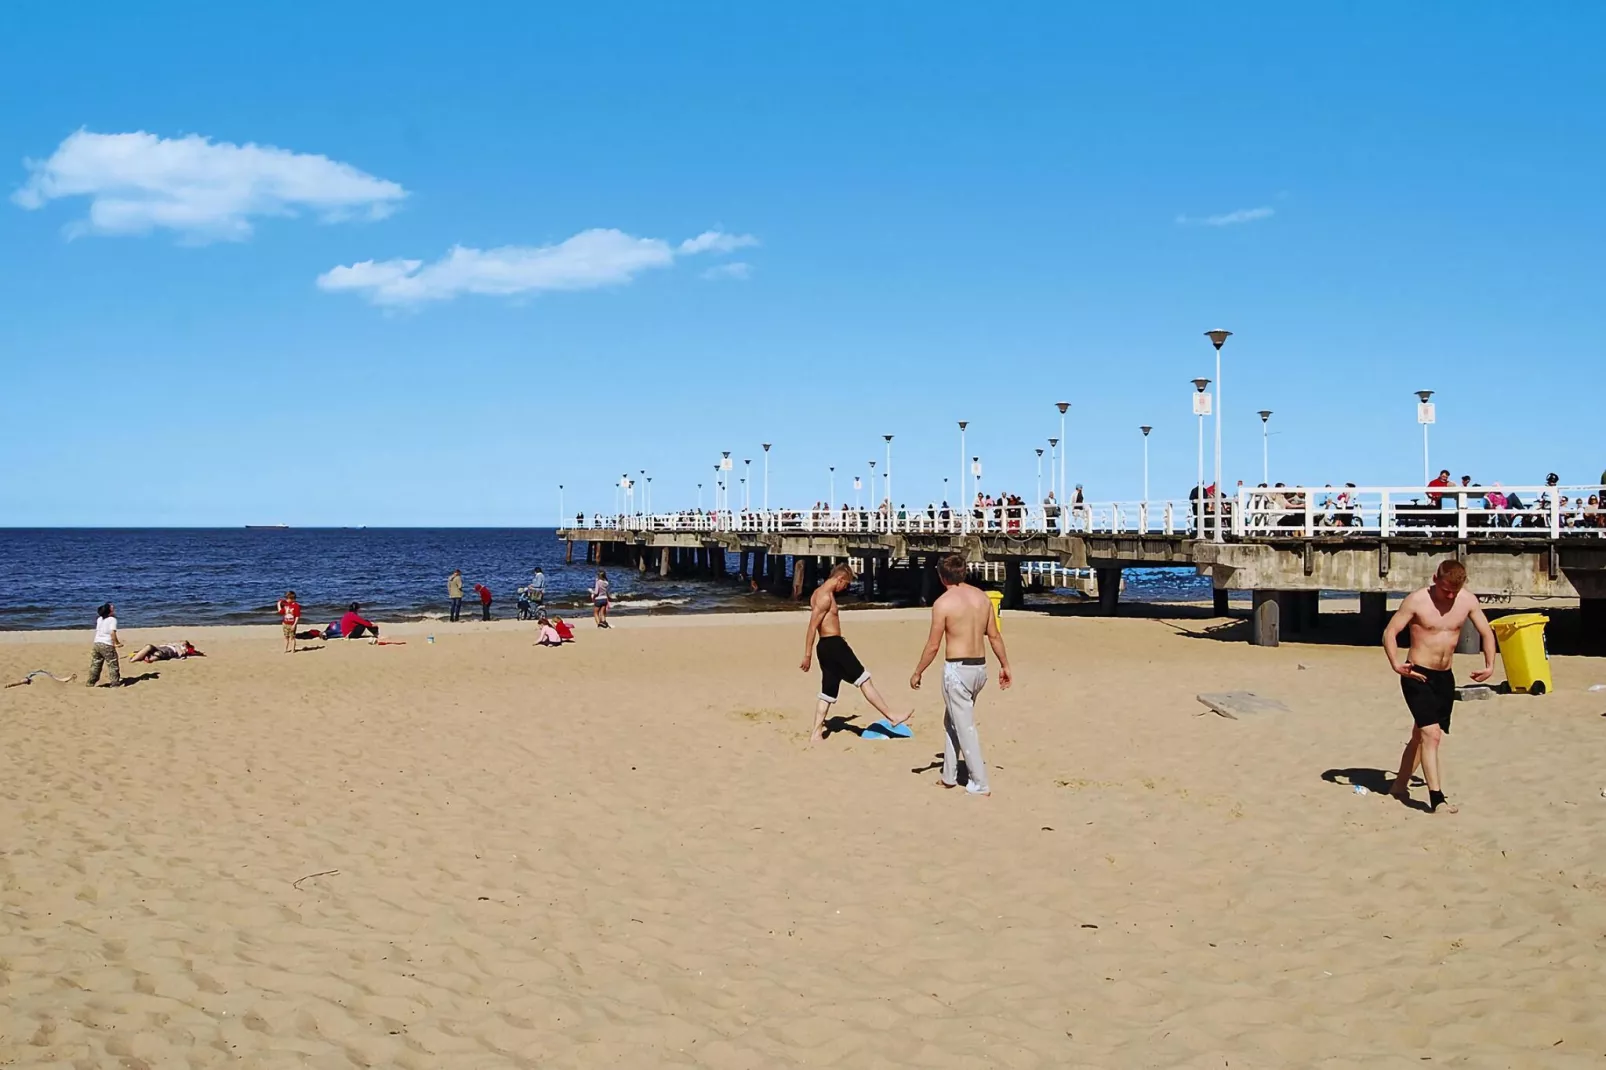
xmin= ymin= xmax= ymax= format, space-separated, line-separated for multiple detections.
xmin=910 ymin=554 xmax=1013 ymax=796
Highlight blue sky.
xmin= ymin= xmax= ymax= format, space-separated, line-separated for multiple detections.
xmin=2 ymin=3 xmax=1602 ymax=526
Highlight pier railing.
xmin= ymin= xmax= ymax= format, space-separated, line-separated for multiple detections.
xmin=569 ymin=484 xmax=1606 ymax=542
xmin=574 ymin=501 xmax=1189 ymax=537
xmin=1229 ymin=484 xmax=1605 ymax=540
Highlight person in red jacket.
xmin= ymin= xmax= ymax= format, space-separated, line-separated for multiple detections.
xmin=339 ymin=603 xmax=379 ymax=640
xmin=473 ymin=583 xmax=493 ymax=621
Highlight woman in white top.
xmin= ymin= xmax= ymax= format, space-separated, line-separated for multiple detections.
xmin=88 ymin=603 xmax=121 ymax=687
xmin=589 ymin=570 xmax=611 ymax=629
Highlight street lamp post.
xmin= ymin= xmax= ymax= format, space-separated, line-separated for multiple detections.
xmin=1415 ymin=390 xmax=1435 ymax=487
xmin=1140 ymin=426 xmax=1152 ymax=506
xmin=829 ymin=466 xmax=836 ymax=506
xmin=1035 ymin=448 xmax=1044 ymax=507
xmin=1192 ymin=378 xmax=1211 ymax=536
xmin=1258 ymin=410 xmax=1273 ymax=485
xmin=853 ymin=476 xmax=862 ymax=511
xmin=883 ymin=435 xmax=894 ymax=517
xmin=744 ymin=459 xmax=751 ymax=510
xmin=1204 ymin=330 xmax=1232 ymax=541
xmin=646 ymin=476 xmax=653 ymax=515
xmin=697 ymin=482 xmax=703 ymax=511
xmin=720 ymin=452 xmax=732 ymax=515
xmin=558 ymin=484 xmax=564 ymax=527
xmin=957 ymin=421 xmax=968 ymax=514
xmin=1055 ymin=403 xmax=1070 ymax=506
xmin=762 ymin=443 xmax=771 ymax=513
xmin=713 ymin=464 xmax=721 ymax=516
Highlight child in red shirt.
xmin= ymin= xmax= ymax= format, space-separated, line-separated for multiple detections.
xmin=473 ymin=583 xmax=493 ymax=621
xmin=277 ymin=591 xmax=302 ymax=654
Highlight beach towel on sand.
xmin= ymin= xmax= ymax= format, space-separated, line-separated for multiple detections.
xmin=861 ymin=719 xmax=913 ymax=740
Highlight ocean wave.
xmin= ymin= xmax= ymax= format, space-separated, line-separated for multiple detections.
xmin=610 ymin=597 xmax=691 ymax=611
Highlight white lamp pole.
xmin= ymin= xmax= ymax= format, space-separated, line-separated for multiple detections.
xmin=744 ymin=459 xmax=751 ymax=509
xmin=697 ymin=482 xmax=703 ymax=511
xmin=558 ymin=484 xmax=564 ymax=526
xmin=958 ymin=421 xmax=968 ymax=510
xmin=884 ymin=435 xmax=894 ymax=512
xmin=714 ymin=464 xmax=721 ymax=514
xmin=1047 ymin=438 xmax=1059 ymax=503
xmin=1055 ymin=402 xmax=1070 ymax=505
xmin=646 ymin=476 xmax=653 ymax=514
xmin=1415 ymin=390 xmax=1435 ymax=487
xmin=854 ymin=476 xmax=862 ymax=510
xmin=762 ymin=443 xmax=771 ymax=512
xmin=829 ymin=466 xmax=836 ymax=506
xmin=1258 ymin=410 xmax=1272 ymax=485
xmin=1035 ymin=447 xmax=1044 ymax=505
xmin=1192 ymin=378 xmax=1211 ymax=535
xmin=1205 ymin=330 xmax=1232 ymax=541
xmin=720 ymin=452 xmax=732 ymax=515
xmin=1140 ymin=426 xmax=1152 ymax=504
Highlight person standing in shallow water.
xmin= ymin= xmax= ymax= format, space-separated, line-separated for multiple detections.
xmin=447 ymin=570 xmax=464 ymax=622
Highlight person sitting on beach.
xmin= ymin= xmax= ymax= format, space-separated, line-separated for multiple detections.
xmin=338 ymin=603 xmax=379 ymax=640
xmin=536 ymin=619 xmax=563 ymax=646
xmin=128 ymin=640 xmax=203 ymax=663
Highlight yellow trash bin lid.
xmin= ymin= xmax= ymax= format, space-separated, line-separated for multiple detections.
xmin=985 ymin=589 xmax=1004 ymax=629
xmin=1490 ymin=612 xmax=1548 ymax=638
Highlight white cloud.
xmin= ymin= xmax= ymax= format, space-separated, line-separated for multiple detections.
xmin=679 ymin=230 xmax=759 ymax=254
xmin=321 ymin=227 xmax=758 ymax=306
xmin=1176 ymin=206 xmax=1275 ymax=227
xmin=13 ymin=129 xmax=406 ymax=241
xmin=701 ymin=261 xmax=752 ymax=281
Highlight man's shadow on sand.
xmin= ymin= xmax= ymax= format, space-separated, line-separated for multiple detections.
xmin=115 ymin=672 xmax=161 ymax=687
xmin=822 ymin=714 xmax=864 ymax=738
xmin=1321 ymin=767 xmax=1431 ymax=812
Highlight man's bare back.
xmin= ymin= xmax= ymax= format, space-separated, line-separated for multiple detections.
xmin=928 ymin=584 xmax=994 ymax=663
xmin=910 ymin=579 xmax=1012 ymax=691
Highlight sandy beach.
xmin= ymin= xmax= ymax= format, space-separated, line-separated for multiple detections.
xmin=3 ymin=608 xmax=1604 ymax=1068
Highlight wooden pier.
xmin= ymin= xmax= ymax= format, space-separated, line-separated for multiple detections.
xmin=559 ymin=483 xmax=1606 ymax=648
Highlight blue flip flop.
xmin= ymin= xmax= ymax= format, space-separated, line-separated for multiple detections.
xmin=862 ymin=719 xmax=913 ymax=739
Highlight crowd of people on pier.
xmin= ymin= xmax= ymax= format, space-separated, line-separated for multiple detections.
xmin=1193 ymin=468 xmax=1606 ymax=535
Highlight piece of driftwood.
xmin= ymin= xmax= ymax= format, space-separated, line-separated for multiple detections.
xmin=1195 ymin=691 xmax=1291 ymax=719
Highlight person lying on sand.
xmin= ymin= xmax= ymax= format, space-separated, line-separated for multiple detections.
xmin=128 ymin=641 xmax=204 ymax=663
xmin=5 ymin=670 xmax=77 ymax=688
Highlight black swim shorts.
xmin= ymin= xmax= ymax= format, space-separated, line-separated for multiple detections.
xmin=816 ymin=635 xmax=869 ymax=703
xmin=1401 ymin=666 xmax=1456 ymax=732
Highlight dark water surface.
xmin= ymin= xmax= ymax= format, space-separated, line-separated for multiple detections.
xmin=0 ymin=528 xmax=1215 ymax=631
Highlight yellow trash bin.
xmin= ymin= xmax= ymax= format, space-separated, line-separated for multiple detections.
xmin=985 ymin=590 xmax=1004 ymax=632
xmin=1490 ymin=612 xmax=1552 ymax=695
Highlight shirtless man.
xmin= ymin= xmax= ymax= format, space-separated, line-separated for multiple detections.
xmin=1382 ymin=559 xmax=1496 ymax=813
xmin=800 ymin=563 xmax=908 ymax=742
xmin=910 ymin=554 xmax=1013 ymax=796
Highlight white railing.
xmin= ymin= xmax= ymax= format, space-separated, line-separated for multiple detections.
xmin=567 ymin=502 xmax=1188 ymax=537
xmin=1229 ymin=485 xmax=1606 ymax=540
xmin=568 ymin=486 xmax=1606 ymax=541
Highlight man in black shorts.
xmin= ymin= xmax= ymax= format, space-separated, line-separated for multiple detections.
xmin=1381 ymin=560 xmax=1496 ymax=813
xmin=800 ymin=563 xmax=909 ymax=743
